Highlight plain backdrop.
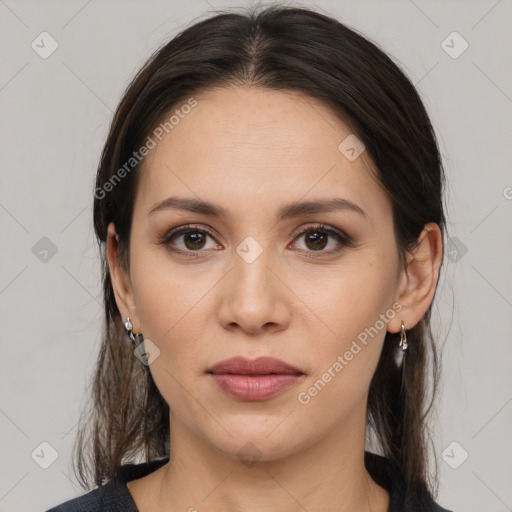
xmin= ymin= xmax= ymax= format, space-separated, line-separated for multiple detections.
xmin=1 ymin=0 xmax=511 ymax=511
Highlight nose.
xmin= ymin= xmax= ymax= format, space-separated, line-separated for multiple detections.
xmin=217 ymin=243 xmax=291 ymax=335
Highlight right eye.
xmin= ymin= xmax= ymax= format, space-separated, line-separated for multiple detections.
xmin=159 ymin=224 xmax=221 ymax=257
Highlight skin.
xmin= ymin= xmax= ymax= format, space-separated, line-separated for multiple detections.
xmin=107 ymin=85 xmax=443 ymax=512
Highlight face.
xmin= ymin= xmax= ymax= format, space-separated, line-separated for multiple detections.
xmin=112 ymin=86 xmax=406 ymax=462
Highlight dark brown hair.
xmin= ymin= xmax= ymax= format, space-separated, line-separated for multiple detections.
xmin=75 ymin=3 xmax=446 ymax=505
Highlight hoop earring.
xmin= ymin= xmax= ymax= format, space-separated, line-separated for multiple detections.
xmin=123 ymin=317 xmax=144 ymax=346
xmin=399 ymin=320 xmax=408 ymax=351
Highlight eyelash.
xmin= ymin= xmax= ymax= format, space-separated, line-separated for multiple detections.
xmin=159 ymin=223 xmax=352 ymax=259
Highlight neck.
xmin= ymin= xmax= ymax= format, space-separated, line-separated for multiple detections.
xmin=140 ymin=409 xmax=389 ymax=512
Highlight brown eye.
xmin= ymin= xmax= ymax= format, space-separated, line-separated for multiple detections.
xmin=303 ymin=230 xmax=329 ymax=251
xmin=291 ymin=224 xmax=350 ymax=256
xmin=160 ymin=225 xmax=219 ymax=257
xmin=181 ymin=231 xmax=207 ymax=250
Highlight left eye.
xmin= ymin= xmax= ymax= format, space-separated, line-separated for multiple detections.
xmin=290 ymin=225 xmax=348 ymax=254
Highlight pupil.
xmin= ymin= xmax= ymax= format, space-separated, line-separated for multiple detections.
xmin=185 ymin=232 xmax=205 ymax=250
xmin=307 ymin=231 xmax=327 ymax=251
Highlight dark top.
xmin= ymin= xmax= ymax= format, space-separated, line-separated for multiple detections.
xmin=45 ymin=451 xmax=453 ymax=511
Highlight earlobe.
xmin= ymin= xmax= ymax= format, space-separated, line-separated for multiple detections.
xmin=388 ymin=222 xmax=443 ymax=334
xmin=106 ymin=222 xmax=141 ymax=332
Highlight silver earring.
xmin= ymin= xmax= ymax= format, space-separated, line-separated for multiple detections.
xmin=399 ymin=320 xmax=408 ymax=351
xmin=123 ymin=317 xmax=144 ymax=346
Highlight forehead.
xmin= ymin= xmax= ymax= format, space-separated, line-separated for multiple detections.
xmin=136 ymin=86 xmax=391 ymax=223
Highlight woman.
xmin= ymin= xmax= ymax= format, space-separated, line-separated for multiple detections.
xmin=47 ymin=4 xmax=452 ymax=511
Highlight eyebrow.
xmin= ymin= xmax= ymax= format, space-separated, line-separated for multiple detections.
xmin=148 ymin=196 xmax=367 ymax=222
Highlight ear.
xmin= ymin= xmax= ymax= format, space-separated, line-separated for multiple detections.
xmin=388 ymin=222 xmax=443 ymax=334
xmin=106 ymin=222 xmax=142 ymax=333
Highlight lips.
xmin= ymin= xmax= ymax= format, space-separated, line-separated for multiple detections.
xmin=207 ymin=356 xmax=305 ymax=401
xmin=207 ymin=356 xmax=304 ymax=376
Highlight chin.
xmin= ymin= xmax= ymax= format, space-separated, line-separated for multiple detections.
xmin=202 ymin=418 xmax=312 ymax=465
xmin=214 ymin=437 xmax=297 ymax=465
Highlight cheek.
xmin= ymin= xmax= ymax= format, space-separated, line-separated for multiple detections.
xmin=298 ymin=252 xmax=398 ymax=400
xmin=130 ymin=242 xmax=215 ymax=330
xmin=129 ymin=255 xmax=215 ymax=419
xmin=306 ymin=250 xmax=397 ymax=343
xmin=128 ymin=248 xmax=212 ymax=365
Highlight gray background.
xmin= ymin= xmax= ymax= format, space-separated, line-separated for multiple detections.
xmin=1 ymin=0 xmax=511 ymax=511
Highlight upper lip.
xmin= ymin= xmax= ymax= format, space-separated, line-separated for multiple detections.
xmin=207 ymin=356 xmax=304 ymax=375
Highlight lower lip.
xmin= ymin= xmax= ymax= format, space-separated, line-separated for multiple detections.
xmin=209 ymin=373 xmax=304 ymax=401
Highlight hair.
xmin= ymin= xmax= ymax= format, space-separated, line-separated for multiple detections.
xmin=74 ymin=3 xmax=446 ymax=506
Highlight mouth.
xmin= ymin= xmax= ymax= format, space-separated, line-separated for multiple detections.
xmin=206 ymin=356 xmax=305 ymax=401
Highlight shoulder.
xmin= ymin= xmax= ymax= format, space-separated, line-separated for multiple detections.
xmin=434 ymin=506 xmax=453 ymax=512
xmin=45 ymin=456 xmax=170 ymax=512
xmin=44 ymin=479 xmax=123 ymax=511
xmin=364 ymin=451 xmax=455 ymax=512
